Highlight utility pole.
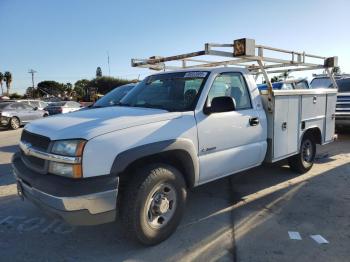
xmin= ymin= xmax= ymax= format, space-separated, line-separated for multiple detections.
xmin=28 ymin=69 xmax=37 ymax=98
xmin=107 ymin=51 xmax=111 ymax=76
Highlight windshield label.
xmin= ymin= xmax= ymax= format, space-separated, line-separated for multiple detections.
xmin=184 ymin=72 xmax=208 ymax=78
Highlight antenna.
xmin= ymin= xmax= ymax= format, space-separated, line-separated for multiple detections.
xmin=28 ymin=69 xmax=37 ymax=98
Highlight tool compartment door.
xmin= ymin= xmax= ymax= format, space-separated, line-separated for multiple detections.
xmin=301 ymin=94 xmax=327 ymax=120
xmin=325 ymin=93 xmax=337 ymax=143
xmin=273 ymin=95 xmax=299 ymax=159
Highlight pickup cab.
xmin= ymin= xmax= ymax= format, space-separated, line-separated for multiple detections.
xmin=12 ymin=40 xmax=338 ymax=245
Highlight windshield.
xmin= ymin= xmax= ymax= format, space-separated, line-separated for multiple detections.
xmin=120 ymin=71 xmax=209 ymax=111
xmin=337 ymin=78 xmax=350 ymax=92
xmin=94 ymin=84 xmax=135 ymax=107
xmin=295 ymin=80 xmax=309 ymax=89
xmin=310 ymin=77 xmax=332 ymax=89
xmin=310 ymin=77 xmax=350 ymax=92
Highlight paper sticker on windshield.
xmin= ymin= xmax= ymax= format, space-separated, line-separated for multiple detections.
xmin=184 ymin=72 xmax=208 ymax=78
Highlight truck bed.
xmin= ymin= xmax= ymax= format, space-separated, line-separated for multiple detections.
xmin=260 ymin=88 xmax=338 ymax=163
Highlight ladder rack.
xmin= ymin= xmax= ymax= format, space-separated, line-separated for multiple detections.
xmin=131 ymin=38 xmax=337 ymax=74
xmin=131 ymin=38 xmax=339 ymax=108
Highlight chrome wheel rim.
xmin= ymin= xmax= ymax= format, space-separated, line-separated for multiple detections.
xmin=11 ymin=118 xmax=19 ymax=129
xmin=301 ymin=139 xmax=313 ymax=165
xmin=145 ymin=183 xmax=177 ymax=229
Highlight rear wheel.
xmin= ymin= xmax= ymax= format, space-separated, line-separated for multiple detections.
xmin=288 ymin=134 xmax=316 ymax=174
xmin=120 ymin=164 xmax=187 ymax=245
xmin=9 ymin=117 xmax=20 ymax=130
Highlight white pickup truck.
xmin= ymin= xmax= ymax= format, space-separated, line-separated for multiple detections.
xmin=12 ymin=39 xmax=338 ymax=245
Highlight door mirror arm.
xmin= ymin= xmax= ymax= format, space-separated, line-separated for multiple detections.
xmin=203 ymin=105 xmax=212 ymax=115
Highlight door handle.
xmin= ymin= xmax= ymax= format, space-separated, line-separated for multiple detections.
xmin=249 ymin=117 xmax=259 ymax=126
xmin=282 ymin=122 xmax=287 ymax=130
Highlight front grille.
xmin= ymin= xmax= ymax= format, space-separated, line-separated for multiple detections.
xmin=337 ymin=95 xmax=350 ymax=101
xmin=336 ymin=109 xmax=350 ymax=112
xmin=21 ymin=150 xmax=45 ymax=169
xmin=21 ymin=130 xmax=51 ymax=151
xmin=20 ymin=130 xmax=51 ymax=173
xmin=336 ymin=104 xmax=350 ymax=109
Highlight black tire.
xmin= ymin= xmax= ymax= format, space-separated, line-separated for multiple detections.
xmin=288 ymin=134 xmax=316 ymax=174
xmin=43 ymin=114 xmax=49 ymax=117
xmin=120 ymin=164 xmax=187 ymax=245
xmin=9 ymin=117 xmax=20 ymax=130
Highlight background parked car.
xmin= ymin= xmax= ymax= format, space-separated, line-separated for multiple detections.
xmin=0 ymin=101 xmax=48 ymax=130
xmin=17 ymin=100 xmax=48 ymax=110
xmin=311 ymin=74 xmax=350 ymax=128
xmin=85 ymin=83 xmax=136 ymax=109
xmin=44 ymin=101 xmax=81 ymax=115
xmin=258 ymin=79 xmax=310 ymax=91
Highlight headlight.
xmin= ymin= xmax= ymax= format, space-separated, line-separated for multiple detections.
xmin=51 ymin=139 xmax=86 ymax=156
xmin=50 ymin=139 xmax=86 ymax=178
xmin=49 ymin=162 xmax=82 ymax=178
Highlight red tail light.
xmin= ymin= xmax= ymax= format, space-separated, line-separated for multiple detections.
xmin=58 ymin=107 xmax=63 ymax=112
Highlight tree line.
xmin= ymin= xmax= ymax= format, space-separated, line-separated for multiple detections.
xmin=0 ymin=67 xmax=137 ymax=101
xmin=26 ymin=76 xmax=137 ymax=101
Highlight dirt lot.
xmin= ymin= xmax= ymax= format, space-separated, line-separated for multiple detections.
xmin=0 ymin=128 xmax=349 ymax=262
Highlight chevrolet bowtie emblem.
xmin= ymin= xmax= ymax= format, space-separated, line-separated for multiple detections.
xmin=21 ymin=142 xmax=32 ymax=155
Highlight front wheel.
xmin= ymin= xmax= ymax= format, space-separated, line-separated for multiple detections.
xmin=288 ymin=135 xmax=316 ymax=174
xmin=120 ymin=164 xmax=187 ymax=245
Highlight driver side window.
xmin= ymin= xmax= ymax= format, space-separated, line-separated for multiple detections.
xmin=207 ymin=72 xmax=252 ymax=110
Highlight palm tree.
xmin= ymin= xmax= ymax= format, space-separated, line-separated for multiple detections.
xmin=0 ymin=72 xmax=4 ymax=95
xmin=4 ymin=71 xmax=12 ymax=96
xmin=96 ymin=67 xmax=102 ymax=78
xmin=64 ymin=82 xmax=73 ymax=98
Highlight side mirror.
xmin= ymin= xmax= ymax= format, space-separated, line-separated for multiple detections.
xmin=204 ymin=96 xmax=236 ymax=115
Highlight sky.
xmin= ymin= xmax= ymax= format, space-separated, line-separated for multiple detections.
xmin=1 ymin=0 xmax=350 ymax=94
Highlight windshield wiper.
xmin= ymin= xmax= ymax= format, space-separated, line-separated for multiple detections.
xmin=133 ymin=103 xmax=170 ymax=111
xmin=116 ymin=102 xmax=131 ymax=107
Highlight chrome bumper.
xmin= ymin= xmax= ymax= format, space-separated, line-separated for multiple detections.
xmin=335 ymin=114 xmax=350 ymax=126
xmin=14 ymin=174 xmax=118 ymax=225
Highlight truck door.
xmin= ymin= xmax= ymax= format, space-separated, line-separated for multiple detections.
xmin=195 ymin=72 xmax=265 ymax=183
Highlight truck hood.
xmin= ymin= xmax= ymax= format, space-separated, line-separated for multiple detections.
xmin=25 ymin=106 xmax=182 ymax=140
